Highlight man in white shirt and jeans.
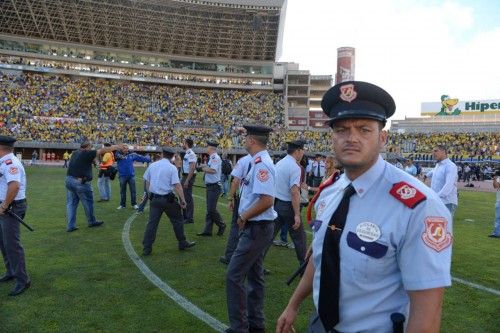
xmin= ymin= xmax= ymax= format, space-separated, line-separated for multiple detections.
xmin=425 ymin=145 xmax=458 ymax=216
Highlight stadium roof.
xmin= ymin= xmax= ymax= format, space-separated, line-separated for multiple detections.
xmin=0 ymin=0 xmax=286 ymax=62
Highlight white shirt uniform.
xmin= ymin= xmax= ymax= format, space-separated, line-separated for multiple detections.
xmin=143 ymin=159 xmax=179 ymax=195
xmin=231 ymin=154 xmax=252 ymax=180
xmin=312 ymin=156 xmax=452 ymax=332
xmin=426 ymin=158 xmax=458 ymax=206
xmin=312 ymin=160 xmax=325 ymax=178
xmin=274 ymin=155 xmax=301 ymax=202
xmin=182 ymin=149 xmax=197 ymax=174
xmin=306 ymin=159 xmax=313 ymax=174
xmin=205 ymin=152 xmax=222 ymax=184
xmin=0 ymin=153 xmax=26 ymax=200
xmin=238 ymin=150 xmax=277 ymax=221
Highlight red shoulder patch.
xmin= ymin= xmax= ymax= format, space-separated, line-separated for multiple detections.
xmin=390 ymin=181 xmax=426 ymax=209
xmin=5 ymin=159 xmax=12 ymax=165
xmin=254 ymin=157 xmax=262 ymax=164
xmin=422 ymin=216 xmax=453 ymax=252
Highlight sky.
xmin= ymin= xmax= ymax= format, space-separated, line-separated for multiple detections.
xmin=279 ymin=0 xmax=500 ymax=121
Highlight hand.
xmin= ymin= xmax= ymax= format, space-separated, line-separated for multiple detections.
xmin=180 ymin=201 xmax=187 ymax=209
xmin=276 ymin=306 xmax=298 ymax=333
xmin=228 ymin=200 xmax=234 ymax=211
xmin=292 ymin=215 xmax=301 ymax=230
xmin=183 ymin=182 xmax=188 ymax=189
xmin=237 ymin=216 xmax=246 ymax=230
xmin=0 ymin=205 xmax=6 ymax=215
xmin=300 ymin=183 xmax=308 ymax=190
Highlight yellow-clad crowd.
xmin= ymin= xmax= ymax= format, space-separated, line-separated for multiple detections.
xmin=0 ymin=71 xmax=498 ymax=157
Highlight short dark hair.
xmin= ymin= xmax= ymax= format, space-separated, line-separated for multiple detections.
xmin=250 ymin=134 xmax=268 ymax=146
xmin=163 ymin=151 xmax=175 ymax=159
xmin=435 ymin=145 xmax=447 ymax=153
xmin=104 ymin=143 xmax=111 ymax=147
xmin=80 ymin=141 xmax=91 ymax=149
xmin=185 ymin=138 xmax=194 ymax=148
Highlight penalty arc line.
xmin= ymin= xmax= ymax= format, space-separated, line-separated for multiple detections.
xmin=122 ymin=211 xmax=229 ymax=332
xmin=195 ymin=194 xmax=500 ymax=297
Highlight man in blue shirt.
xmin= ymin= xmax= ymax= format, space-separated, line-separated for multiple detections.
xmin=115 ymin=145 xmax=151 ymax=210
xmin=277 ymin=81 xmax=452 ymax=333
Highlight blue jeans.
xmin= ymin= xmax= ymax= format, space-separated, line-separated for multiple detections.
xmin=493 ymin=202 xmax=500 ymax=236
xmin=221 ymin=174 xmax=230 ymax=195
xmin=65 ymin=176 xmax=97 ymax=229
xmin=97 ymin=176 xmax=111 ymax=200
xmin=119 ymin=175 xmax=137 ymax=207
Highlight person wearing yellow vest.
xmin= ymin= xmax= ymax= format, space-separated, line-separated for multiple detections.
xmin=97 ymin=143 xmax=115 ymax=202
xmin=63 ymin=151 xmax=70 ymax=168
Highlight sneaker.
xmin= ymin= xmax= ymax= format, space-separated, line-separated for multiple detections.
xmin=117 ymin=206 xmax=125 ymax=210
xmin=133 ymin=205 xmax=139 ymax=210
xmin=89 ymin=221 xmax=104 ymax=228
xmin=287 ymin=243 xmax=295 ymax=249
xmin=273 ymin=239 xmax=287 ymax=247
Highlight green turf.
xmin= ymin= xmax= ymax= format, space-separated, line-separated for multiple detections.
xmin=0 ymin=167 xmax=498 ymax=332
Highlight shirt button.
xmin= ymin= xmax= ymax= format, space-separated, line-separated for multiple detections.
xmin=360 ymin=246 xmax=366 ymax=252
xmin=359 ymin=188 xmax=364 ymax=194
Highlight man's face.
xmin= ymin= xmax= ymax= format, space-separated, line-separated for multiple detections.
xmin=331 ymin=118 xmax=386 ymax=171
xmin=122 ymin=146 xmax=129 ymax=154
xmin=207 ymin=146 xmax=215 ymax=155
xmin=433 ymin=147 xmax=446 ymax=162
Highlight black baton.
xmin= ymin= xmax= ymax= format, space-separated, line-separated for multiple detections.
xmin=6 ymin=209 xmax=34 ymax=232
xmin=286 ymin=252 xmax=311 ymax=286
xmin=391 ymin=312 xmax=405 ymax=333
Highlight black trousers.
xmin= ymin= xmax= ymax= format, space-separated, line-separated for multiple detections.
xmin=181 ymin=174 xmax=196 ymax=222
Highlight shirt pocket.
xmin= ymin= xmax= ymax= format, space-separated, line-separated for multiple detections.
xmin=343 ymin=231 xmax=393 ymax=280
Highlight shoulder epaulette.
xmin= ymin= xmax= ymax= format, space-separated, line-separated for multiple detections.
xmin=306 ymin=171 xmax=340 ymax=226
xmin=389 ymin=181 xmax=426 ymax=209
xmin=254 ymin=157 xmax=262 ymax=164
xmin=5 ymin=159 xmax=12 ymax=165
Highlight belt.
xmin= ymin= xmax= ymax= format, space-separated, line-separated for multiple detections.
xmin=150 ymin=193 xmax=173 ymax=199
xmin=206 ymin=183 xmax=220 ymax=187
xmin=0 ymin=199 xmax=26 ymax=205
xmin=246 ymin=219 xmax=274 ymax=226
xmin=275 ymin=198 xmax=292 ymax=204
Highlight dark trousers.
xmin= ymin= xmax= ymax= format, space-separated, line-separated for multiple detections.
xmin=223 ymin=196 xmax=240 ymax=261
xmin=0 ymin=200 xmax=29 ymax=284
xmin=142 ymin=196 xmax=188 ymax=250
xmin=226 ymin=222 xmax=274 ymax=333
xmin=181 ymin=174 xmax=196 ymax=222
xmin=119 ymin=175 xmax=137 ymax=207
xmin=273 ymin=199 xmax=307 ymax=264
xmin=202 ymin=184 xmax=225 ymax=234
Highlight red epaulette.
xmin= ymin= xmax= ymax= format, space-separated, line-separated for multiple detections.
xmin=306 ymin=171 xmax=340 ymax=227
xmin=254 ymin=157 xmax=262 ymax=164
xmin=5 ymin=159 xmax=12 ymax=165
xmin=389 ymin=181 xmax=426 ymax=209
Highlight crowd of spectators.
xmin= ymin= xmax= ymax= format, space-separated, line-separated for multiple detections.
xmin=0 ymin=70 xmax=498 ymax=157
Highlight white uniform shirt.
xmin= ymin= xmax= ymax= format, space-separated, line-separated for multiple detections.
xmin=0 ymin=153 xmax=26 ymax=200
xmin=143 ymin=159 xmax=180 ymax=195
xmin=274 ymin=154 xmax=301 ymax=202
xmin=231 ymin=154 xmax=252 ymax=180
xmin=238 ymin=150 xmax=277 ymax=221
xmin=182 ymin=149 xmax=197 ymax=174
xmin=312 ymin=156 xmax=452 ymax=332
xmin=306 ymin=159 xmax=313 ymax=174
xmin=312 ymin=160 xmax=325 ymax=177
xmin=427 ymin=158 xmax=458 ymax=205
xmin=205 ymin=152 xmax=222 ymax=184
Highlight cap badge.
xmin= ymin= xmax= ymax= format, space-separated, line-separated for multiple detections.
xmin=339 ymin=84 xmax=357 ymax=103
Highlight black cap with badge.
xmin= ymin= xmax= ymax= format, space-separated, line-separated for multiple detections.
xmin=0 ymin=135 xmax=16 ymax=147
xmin=243 ymin=124 xmax=273 ymax=136
xmin=321 ymin=81 xmax=396 ymax=126
xmin=286 ymin=140 xmax=306 ymax=150
xmin=206 ymin=141 xmax=219 ymax=148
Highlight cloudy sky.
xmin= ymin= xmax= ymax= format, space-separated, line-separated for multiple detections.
xmin=279 ymin=0 xmax=500 ymax=121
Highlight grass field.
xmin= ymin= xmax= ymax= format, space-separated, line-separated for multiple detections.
xmin=0 ymin=166 xmax=498 ymax=332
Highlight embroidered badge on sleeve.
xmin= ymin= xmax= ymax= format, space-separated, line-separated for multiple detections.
xmin=422 ymin=216 xmax=453 ymax=252
xmin=257 ymin=169 xmax=269 ymax=182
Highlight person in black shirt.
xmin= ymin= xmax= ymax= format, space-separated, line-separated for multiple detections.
xmin=65 ymin=141 xmax=123 ymax=232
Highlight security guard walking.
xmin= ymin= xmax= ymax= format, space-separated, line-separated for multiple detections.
xmin=226 ymin=125 xmax=276 ymax=333
xmin=181 ymin=138 xmax=197 ymax=224
xmin=142 ymin=148 xmax=196 ymax=255
xmin=277 ymin=81 xmax=453 ymax=333
xmin=198 ymin=141 xmax=226 ymax=236
xmin=311 ymin=154 xmax=326 ymax=187
xmin=272 ymin=140 xmax=308 ymax=265
xmin=0 ymin=136 xmax=30 ymax=296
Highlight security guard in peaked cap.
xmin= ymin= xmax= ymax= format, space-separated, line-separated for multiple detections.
xmin=321 ymin=81 xmax=396 ymax=125
xmin=0 ymin=136 xmax=16 ymax=147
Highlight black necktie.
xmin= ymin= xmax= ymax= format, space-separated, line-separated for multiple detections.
xmin=316 ymin=163 xmax=320 ymax=177
xmin=318 ymin=183 xmax=356 ymax=331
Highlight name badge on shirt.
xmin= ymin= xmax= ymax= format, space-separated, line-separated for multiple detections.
xmin=355 ymin=222 xmax=381 ymax=242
